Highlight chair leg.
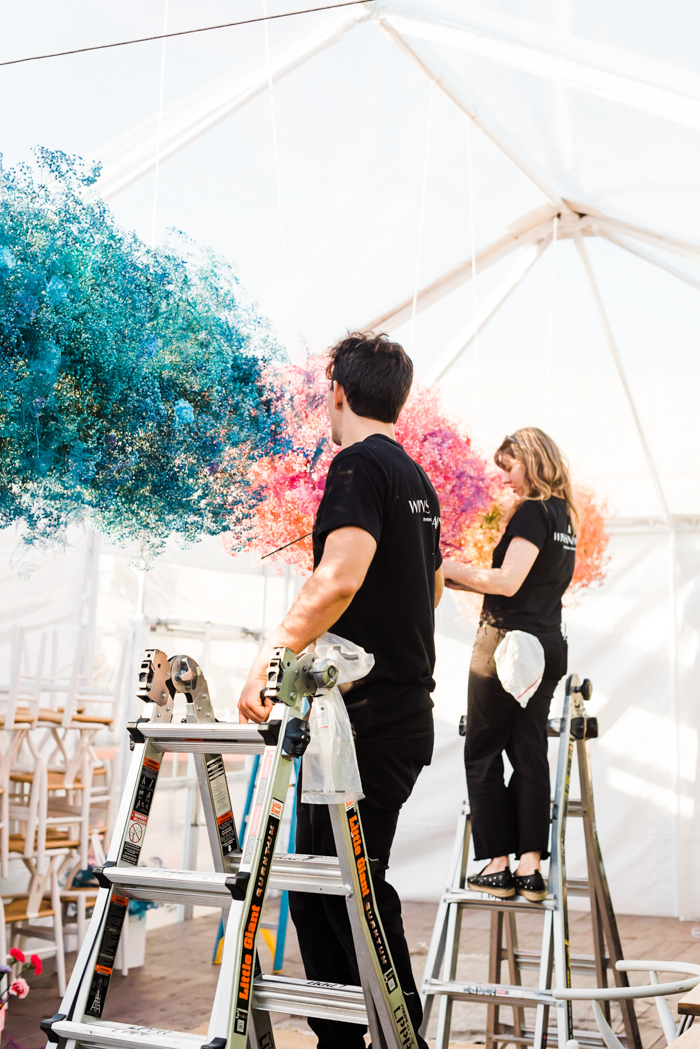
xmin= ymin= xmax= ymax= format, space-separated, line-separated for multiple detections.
xmin=77 ymin=893 xmax=87 ymax=950
xmin=0 ymin=899 xmax=7 ymax=965
xmin=50 ymin=859 xmax=66 ymax=996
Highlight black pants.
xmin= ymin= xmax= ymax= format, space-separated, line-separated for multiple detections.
xmin=464 ymin=624 xmax=567 ymax=861
xmin=289 ymin=715 xmax=434 ymax=1049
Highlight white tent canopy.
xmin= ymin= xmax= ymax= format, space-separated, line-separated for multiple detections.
xmin=2 ymin=0 xmax=700 ymax=917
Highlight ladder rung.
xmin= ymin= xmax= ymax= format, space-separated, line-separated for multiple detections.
xmin=51 ymin=1020 xmax=202 ymax=1049
xmin=99 ymin=852 xmax=349 ymax=905
xmin=445 ymin=888 xmax=557 ymax=911
xmin=136 ymin=722 xmax=268 ymax=754
xmin=568 ymin=800 xmax=585 ymax=816
xmin=253 ymin=974 xmax=368 ymax=1025
xmin=423 ymin=977 xmax=554 ymax=1008
xmin=513 ymin=949 xmax=610 ymax=973
xmin=491 ymin=1025 xmax=627 ymax=1048
xmin=567 ymin=878 xmax=590 ymax=895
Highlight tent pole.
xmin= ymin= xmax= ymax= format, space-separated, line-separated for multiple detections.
xmin=376 ymin=6 xmax=700 ymax=133
xmin=362 ymin=211 xmax=555 ymax=331
xmin=380 ymin=25 xmax=570 ymax=213
xmin=591 ymin=215 xmax=700 ymax=264
xmin=598 ymin=230 xmax=700 ymax=292
xmin=574 ymin=233 xmax=673 ymax=528
xmin=427 ymin=237 xmax=551 ymax=383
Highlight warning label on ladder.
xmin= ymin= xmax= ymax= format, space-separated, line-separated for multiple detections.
xmin=206 ymin=755 xmax=237 ymax=856
xmin=85 ymin=893 xmax=129 ymax=1018
xmin=346 ymin=807 xmax=398 ymax=995
xmin=234 ymin=807 xmax=281 ymax=1037
xmin=121 ymin=756 xmax=160 ymax=866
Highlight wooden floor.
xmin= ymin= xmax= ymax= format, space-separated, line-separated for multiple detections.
xmin=9 ymin=900 xmax=700 ymax=1049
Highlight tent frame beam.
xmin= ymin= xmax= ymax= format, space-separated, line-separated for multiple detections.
xmin=362 ymin=207 xmax=556 ymax=332
xmin=598 ymin=231 xmax=700 ymax=292
xmin=574 ymin=233 xmax=672 ymax=528
xmin=427 ymin=235 xmax=552 ymax=383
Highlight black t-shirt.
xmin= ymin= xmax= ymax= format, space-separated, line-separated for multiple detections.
xmin=312 ymin=433 xmax=442 ymax=735
xmin=481 ymin=497 xmax=576 ymax=635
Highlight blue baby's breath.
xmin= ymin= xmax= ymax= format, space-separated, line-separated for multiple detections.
xmin=0 ymin=149 xmax=286 ymax=561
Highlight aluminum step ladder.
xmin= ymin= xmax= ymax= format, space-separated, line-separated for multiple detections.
xmin=420 ymin=674 xmax=641 ymax=1049
xmin=42 ymin=646 xmax=419 ymax=1049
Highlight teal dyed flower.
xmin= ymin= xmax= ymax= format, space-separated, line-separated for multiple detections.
xmin=174 ymin=399 xmax=195 ymax=426
xmin=0 ymin=149 xmax=285 ymax=560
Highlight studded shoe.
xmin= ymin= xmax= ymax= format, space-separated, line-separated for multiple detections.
xmin=467 ymin=866 xmax=515 ymax=899
xmin=513 ymin=870 xmax=547 ymax=902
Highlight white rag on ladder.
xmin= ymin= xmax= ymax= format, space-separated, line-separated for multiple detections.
xmin=494 ymin=630 xmax=545 ymax=708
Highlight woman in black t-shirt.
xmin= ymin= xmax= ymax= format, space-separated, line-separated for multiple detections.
xmin=443 ymin=428 xmax=577 ymax=902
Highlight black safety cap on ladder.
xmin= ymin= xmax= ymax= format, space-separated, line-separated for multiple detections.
xmin=226 ymin=871 xmax=251 ymax=901
xmin=201 ymin=1039 xmax=226 ymax=1049
xmin=40 ymin=1014 xmax=66 ymax=1043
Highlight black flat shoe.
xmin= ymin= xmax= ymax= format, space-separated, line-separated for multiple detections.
xmin=513 ymin=870 xmax=547 ymax=902
xmin=467 ymin=866 xmax=515 ymax=899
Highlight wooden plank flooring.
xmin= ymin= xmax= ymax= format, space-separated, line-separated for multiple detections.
xmin=9 ymin=900 xmax=700 ymax=1048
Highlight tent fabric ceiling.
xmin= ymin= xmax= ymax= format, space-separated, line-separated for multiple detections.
xmin=3 ymin=0 xmax=700 ymax=520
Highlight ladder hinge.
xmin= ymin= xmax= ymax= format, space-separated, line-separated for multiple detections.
xmin=127 ymin=717 xmax=149 ymax=749
xmin=571 ymin=716 xmax=598 ymax=740
xmin=258 ymin=721 xmax=281 ymax=747
xmin=282 ymin=716 xmax=311 ymax=758
xmin=201 ymin=1040 xmax=226 ymax=1049
xmin=40 ymin=1014 xmax=66 ymax=1043
xmin=93 ymin=861 xmax=117 ymax=890
xmin=226 ymin=872 xmax=250 ymax=901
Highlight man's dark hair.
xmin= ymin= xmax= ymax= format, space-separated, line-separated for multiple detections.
xmin=325 ymin=332 xmax=413 ymax=424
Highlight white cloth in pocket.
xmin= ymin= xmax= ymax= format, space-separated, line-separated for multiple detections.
xmin=494 ymin=630 xmax=545 ymax=708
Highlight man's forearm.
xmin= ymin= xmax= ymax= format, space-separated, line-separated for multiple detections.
xmin=261 ymin=566 xmax=356 ymax=662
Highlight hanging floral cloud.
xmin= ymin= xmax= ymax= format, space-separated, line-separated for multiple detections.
xmin=227 ymin=357 xmax=495 ymax=572
xmin=0 ymin=150 xmax=283 ymax=559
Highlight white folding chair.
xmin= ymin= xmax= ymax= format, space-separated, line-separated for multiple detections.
xmin=553 ymin=960 xmax=700 ymax=1049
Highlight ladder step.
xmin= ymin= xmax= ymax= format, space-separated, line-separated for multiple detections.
xmin=445 ymin=888 xmax=557 ymax=911
xmin=99 ymin=853 xmax=349 ymax=906
xmin=567 ymin=877 xmax=590 ymax=895
xmin=51 ymin=1020 xmax=202 ymax=1049
xmin=135 ymin=722 xmax=269 ymax=754
xmin=513 ymin=949 xmax=610 ymax=973
xmin=423 ymin=978 xmax=554 ymax=1008
xmin=253 ymin=974 xmax=367 ymax=1025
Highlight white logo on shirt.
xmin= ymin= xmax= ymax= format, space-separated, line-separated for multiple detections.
xmin=554 ymin=530 xmax=577 ymax=549
xmin=408 ymin=499 xmax=440 ymax=529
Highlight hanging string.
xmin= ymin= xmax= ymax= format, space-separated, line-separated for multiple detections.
xmin=410 ymin=82 xmax=435 ymax=352
xmin=263 ymin=0 xmax=289 ymax=318
xmin=467 ymin=121 xmax=479 ymax=416
xmin=151 ymin=0 xmax=169 ymax=248
xmin=546 ymin=213 xmax=559 ymax=412
xmin=0 ymin=1 xmax=373 ymax=68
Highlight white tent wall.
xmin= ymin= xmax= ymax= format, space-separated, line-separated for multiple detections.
xmin=2 ymin=522 xmax=698 ymax=918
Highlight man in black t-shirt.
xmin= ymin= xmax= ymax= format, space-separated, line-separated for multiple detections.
xmin=238 ymin=333 xmax=443 ymax=1049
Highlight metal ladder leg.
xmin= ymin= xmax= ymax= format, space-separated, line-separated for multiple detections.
xmin=576 ymin=729 xmax=641 ymax=1049
xmin=420 ymin=797 xmax=470 ymax=1038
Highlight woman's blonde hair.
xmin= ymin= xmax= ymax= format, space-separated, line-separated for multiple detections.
xmin=495 ymin=427 xmax=578 ymax=532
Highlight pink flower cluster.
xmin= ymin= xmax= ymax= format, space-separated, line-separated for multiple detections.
xmin=225 ymin=355 xmax=609 ymax=600
xmin=227 ymin=358 xmax=495 ymax=573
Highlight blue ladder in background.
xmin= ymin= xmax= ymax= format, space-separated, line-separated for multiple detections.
xmin=212 ymin=754 xmax=299 ymax=971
